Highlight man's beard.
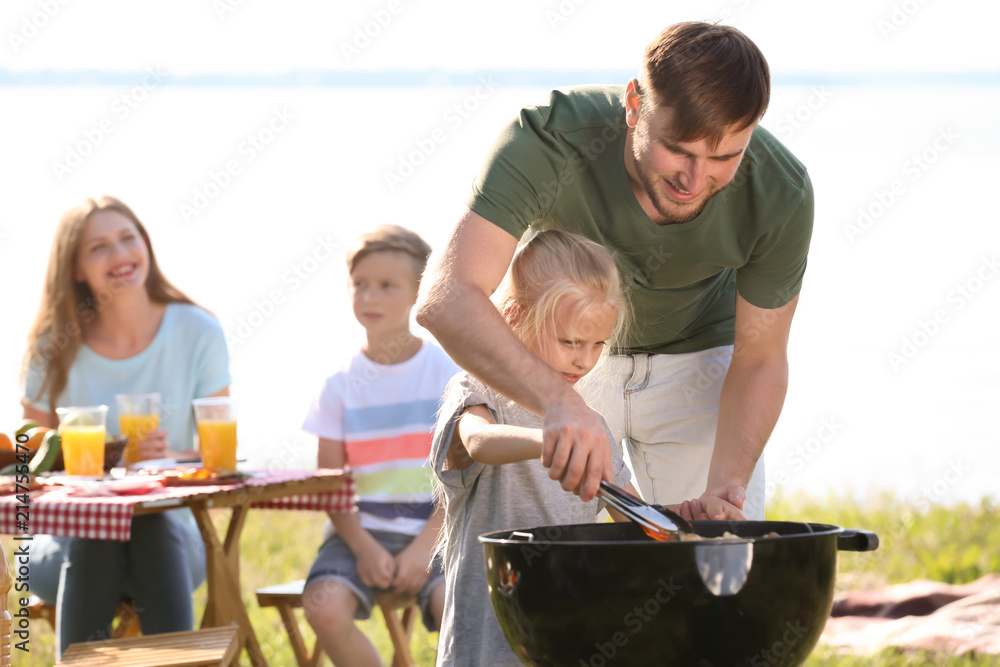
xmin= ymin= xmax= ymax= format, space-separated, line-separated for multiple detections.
xmin=631 ymin=149 xmax=728 ymax=226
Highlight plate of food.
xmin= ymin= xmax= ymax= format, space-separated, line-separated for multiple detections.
xmin=160 ymin=468 xmax=249 ymax=486
xmin=101 ymin=477 xmax=165 ymax=495
xmin=40 ymin=474 xmax=164 ymax=496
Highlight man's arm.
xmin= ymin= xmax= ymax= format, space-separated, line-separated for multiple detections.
xmin=416 ymin=209 xmax=612 ymax=501
xmin=695 ymin=292 xmax=799 ymax=520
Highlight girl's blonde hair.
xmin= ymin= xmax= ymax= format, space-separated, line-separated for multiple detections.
xmin=492 ymin=229 xmax=628 ymax=356
xmin=23 ymin=195 xmax=196 ymax=408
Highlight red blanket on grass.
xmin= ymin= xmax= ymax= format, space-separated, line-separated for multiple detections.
xmin=821 ymin=575 xmax=1000 ymax=656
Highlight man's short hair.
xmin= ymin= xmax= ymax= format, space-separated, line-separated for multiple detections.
xmin=639 ymin=22 xmax=770 ymax=146
xmin=346 ymin=224 xmax=433 ymax=284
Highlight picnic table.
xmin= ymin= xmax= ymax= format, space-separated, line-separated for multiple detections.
xmin=0 ymin=468 xmax=356 ymax=666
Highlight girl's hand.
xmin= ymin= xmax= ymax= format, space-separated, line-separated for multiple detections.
xmin=356 ymin=542 xmax=396 ymax=590
xmin=391 ymin=545 xmax=431 ymax=596
xmin=138 ymin=429 xmax=170 ymax=460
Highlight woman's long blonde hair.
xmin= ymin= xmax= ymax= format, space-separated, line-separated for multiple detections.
xmin=492 ymin=229 xmax=629 ymax=357
xmin=23 ymin=195 xmax=196 ymax=408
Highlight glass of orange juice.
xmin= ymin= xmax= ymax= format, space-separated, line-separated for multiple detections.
xmin=56 ymin=405 xmax=108 ymax=477
xmin=115 ymin=393 xmax=161 ymax=466
xmin=192 ymin=397 xmax=238 ymax=472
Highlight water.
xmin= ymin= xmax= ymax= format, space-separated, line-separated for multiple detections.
xmin=0 ymin=78 xmax=996 ymax=507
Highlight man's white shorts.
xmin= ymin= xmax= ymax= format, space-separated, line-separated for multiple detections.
xmin=580 ymin=345 xmax=766 ymax=520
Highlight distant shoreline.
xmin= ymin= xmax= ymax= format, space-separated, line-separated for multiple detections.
xmin=1 ymin=69 xmax=998 ymax=88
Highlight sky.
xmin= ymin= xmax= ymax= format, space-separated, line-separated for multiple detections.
xmin=0 ymin=1 xmax=997 ymax=505
xmin=2 ymin=0 xmax=999 ymax=77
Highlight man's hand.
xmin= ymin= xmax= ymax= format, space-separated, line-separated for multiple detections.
xmin=678 ymin=484 xmax=747 ymax=521
xmin=391 ymin=544 xmax=432 ymax=596
xmin=356 ymin=542 xmax=396 ymax=590
xmin=703 ymin=293 xmax=798 ymax=521
xmin=541 ymin=395 xmax=612 ymax=502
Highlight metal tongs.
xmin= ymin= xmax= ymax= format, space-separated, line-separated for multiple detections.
xmin=598 ymin=480 xmax=694 ymax=541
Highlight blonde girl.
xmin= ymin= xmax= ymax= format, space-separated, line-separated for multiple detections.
xmin=429 ymin=229 xmax=637 ymax=667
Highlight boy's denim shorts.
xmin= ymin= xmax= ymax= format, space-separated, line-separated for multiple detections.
xmin=305 ymin=529 xmax=444 ymax=631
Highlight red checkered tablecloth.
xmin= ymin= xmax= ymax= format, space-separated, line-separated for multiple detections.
xmin=0 ymin=468 xmax=356 ymax=541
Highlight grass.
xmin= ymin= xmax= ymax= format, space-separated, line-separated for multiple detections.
xmin=770 ymin=492 xmax=1000 ymax=667
xmin=3 ymin=493 xmax=998 ymax=666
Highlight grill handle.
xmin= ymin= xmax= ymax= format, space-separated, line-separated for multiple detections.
xmin=837 ymin=529 xmax=879 ymax=552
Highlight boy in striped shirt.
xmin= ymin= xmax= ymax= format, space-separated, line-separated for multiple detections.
xmin=301 ymin=225 xmax=459 ymax=665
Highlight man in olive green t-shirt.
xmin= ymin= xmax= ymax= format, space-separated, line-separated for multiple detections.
xmin=418 ymin=22 xmax=813 ymax=520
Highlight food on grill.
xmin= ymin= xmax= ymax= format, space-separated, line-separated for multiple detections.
xmin=679 ymin=530 xmax=781 ymax=542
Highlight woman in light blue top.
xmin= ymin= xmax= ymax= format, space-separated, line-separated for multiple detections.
xmin=21 ymin=195 xmax=231 ymax=657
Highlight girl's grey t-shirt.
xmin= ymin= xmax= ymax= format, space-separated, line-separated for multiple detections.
xmin=431 ymin=372 xmax=630 ymax=667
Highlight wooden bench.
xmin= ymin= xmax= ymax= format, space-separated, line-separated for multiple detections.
xmin=25 ymin=595 xmax=142 ymax=639
xmin=18 ymin=582 xmax=235 ymax=666
xmin=55 ymin=626 xmax=240 ymax=666
xmin=255 ymin=579 xmax=419 ymax=667
xmin=0 ymin=528 xmax=240 ymax=667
